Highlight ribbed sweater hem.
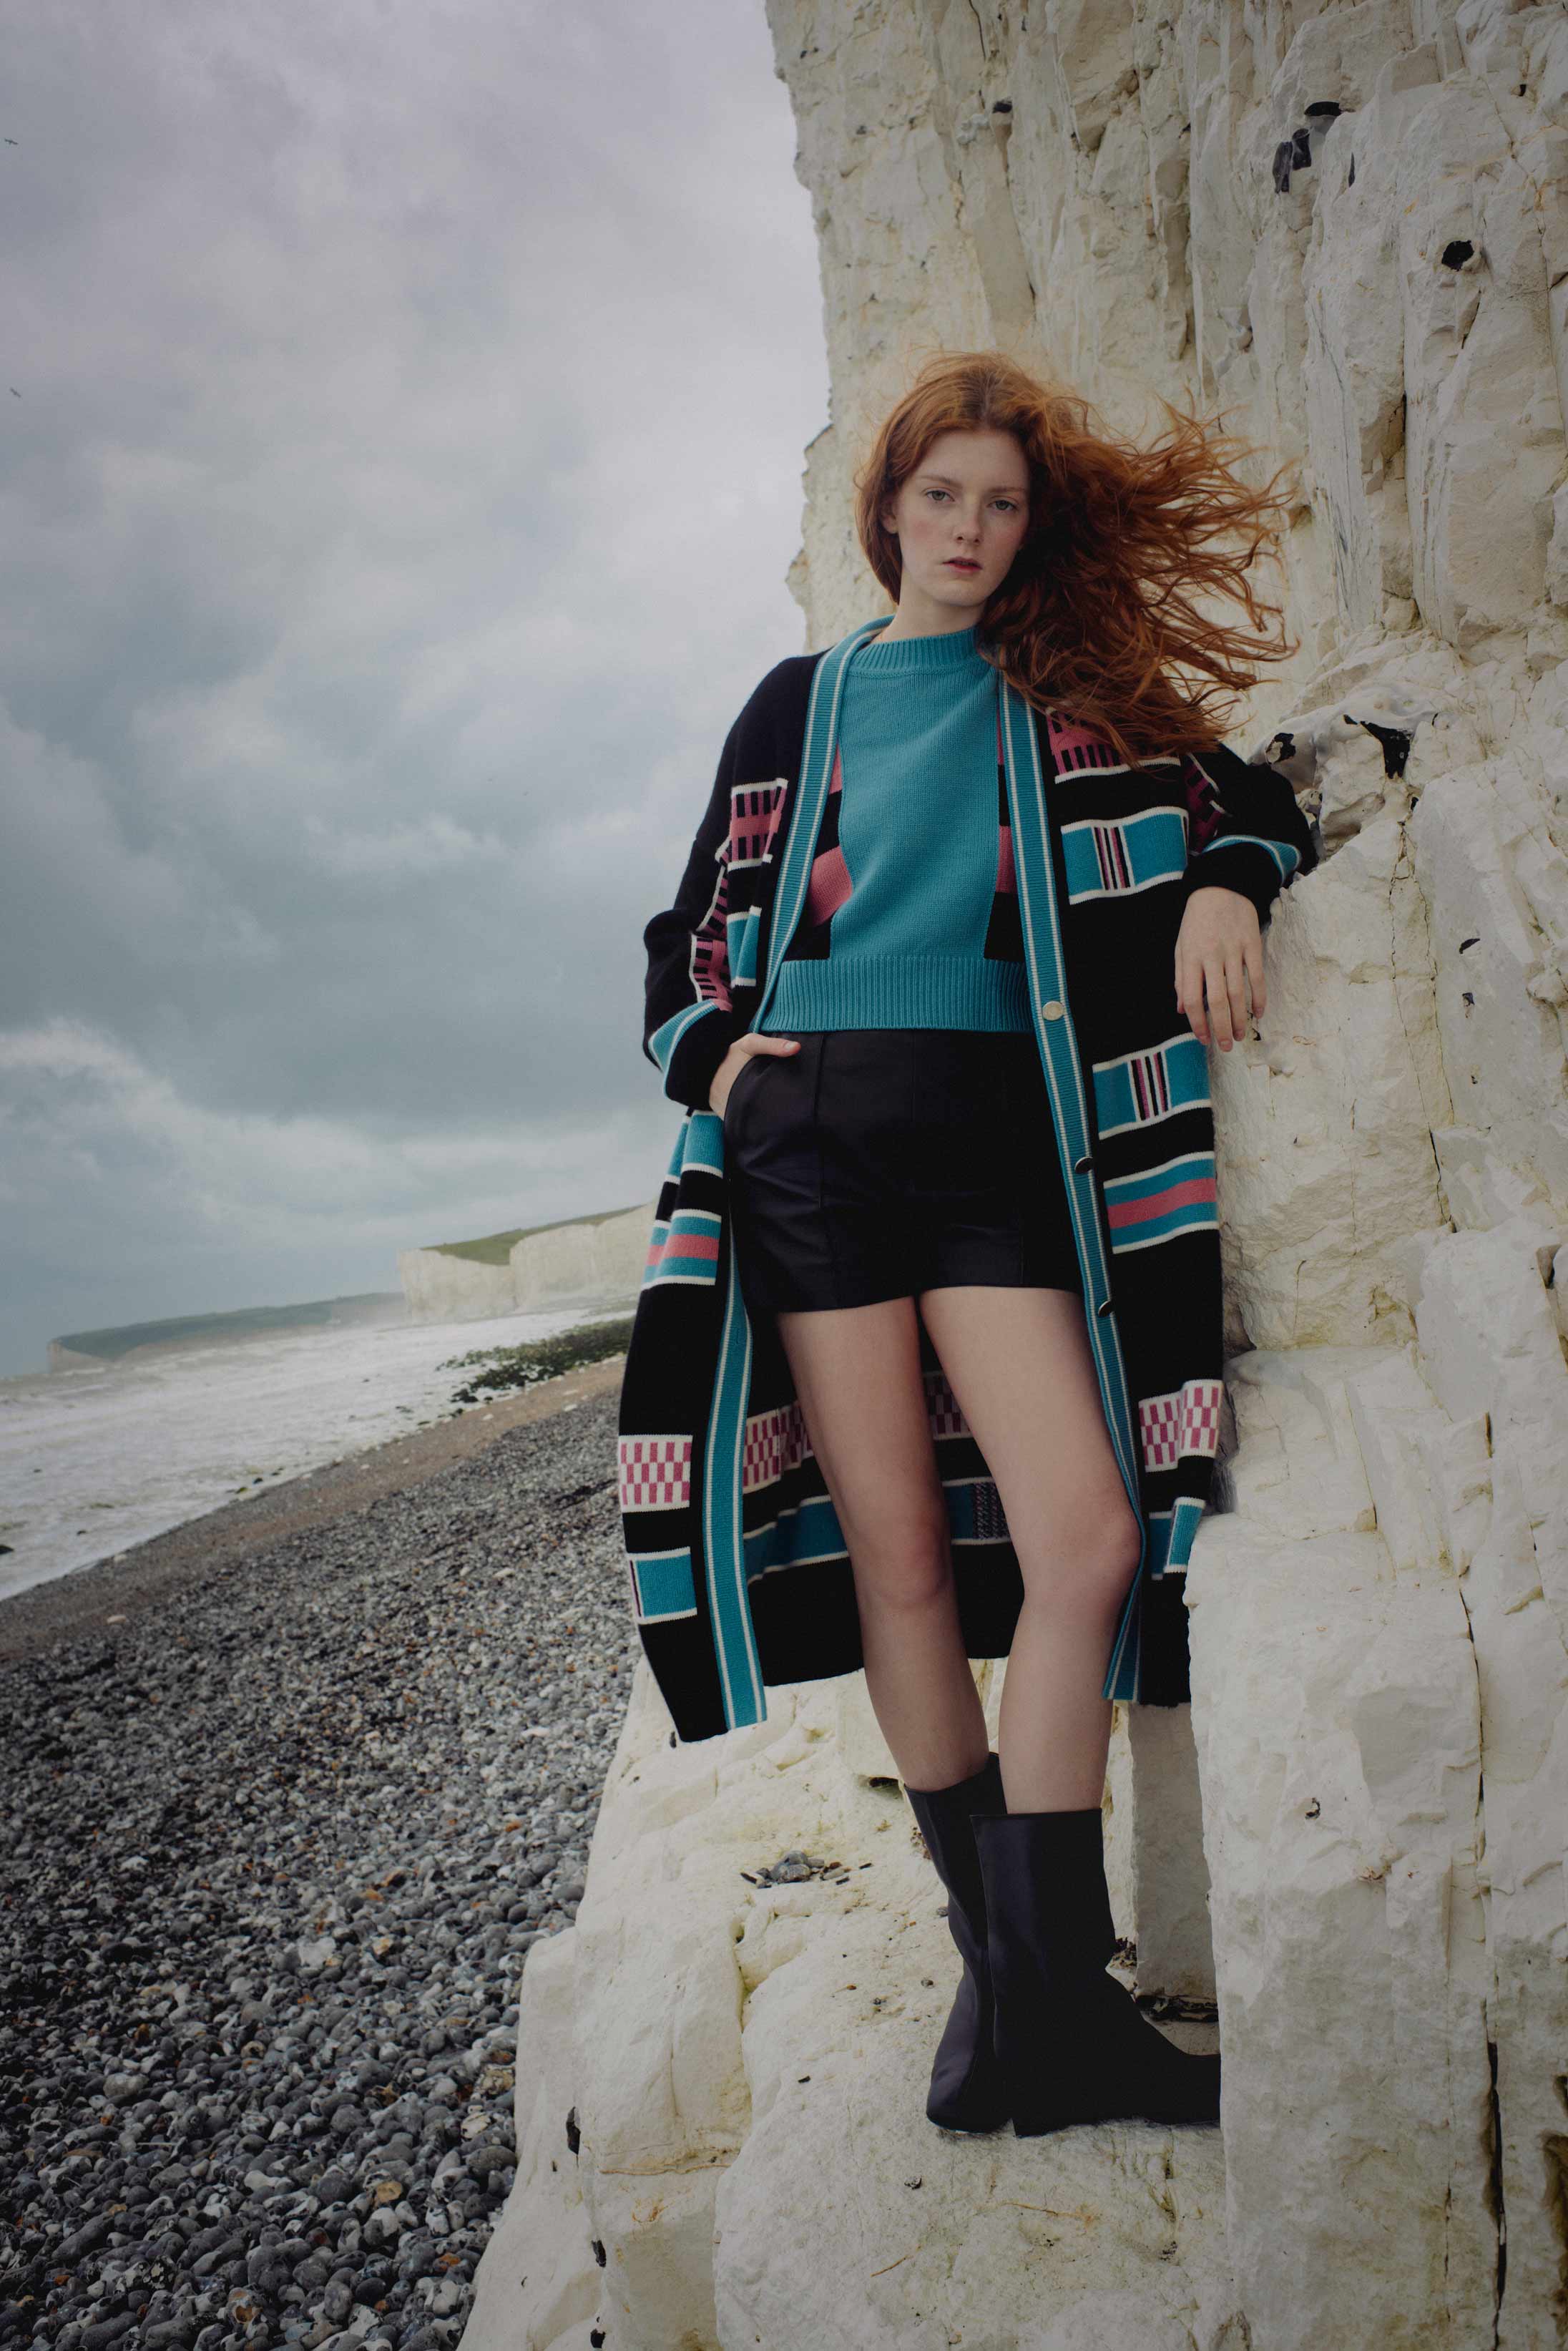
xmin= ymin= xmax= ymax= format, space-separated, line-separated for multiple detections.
xmin=757 ymin=954 xmax=1033 ymax=1032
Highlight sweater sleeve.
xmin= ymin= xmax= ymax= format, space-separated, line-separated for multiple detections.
xmin=641 ymin=708 xmax=745 ymax=1113
xmin=1179 ymin=738 xmax=1319 ymax=927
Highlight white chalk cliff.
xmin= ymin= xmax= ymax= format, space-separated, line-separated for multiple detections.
xmin=467 ymin=3 xmax=1568 ymax=2344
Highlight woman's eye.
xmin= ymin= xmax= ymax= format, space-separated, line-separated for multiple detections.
xmin=924 ymin=489 xmax=951 ymax=502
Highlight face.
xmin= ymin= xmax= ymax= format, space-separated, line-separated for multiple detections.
xmin=879 ymin=426 xmax=1032 ymax=625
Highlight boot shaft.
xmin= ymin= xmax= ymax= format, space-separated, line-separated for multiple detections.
xmin=903 ymin=1750 xmax=1006 ymax=1967
xmin=970 ymin=1805 xmax=1119 ymax=1980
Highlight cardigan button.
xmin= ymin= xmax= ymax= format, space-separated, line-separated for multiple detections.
xmin=1041 ymin=999 xmax=1064 ymax=1020
xmin=1095 ymin=1297 xmax=1114 ymax=1317
xmin=1073 ymin=1154 xmax=1093 ymax=1174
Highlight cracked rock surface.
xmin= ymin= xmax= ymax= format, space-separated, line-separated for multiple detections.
xmin=458 ymin=1 xmax=1568 ymax=2343
xmin=750 ymin=3 xmax=1568 ymax=2342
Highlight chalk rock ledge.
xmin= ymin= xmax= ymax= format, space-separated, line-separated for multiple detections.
xmin=466 ymin=1661 xmax=1237 ymax=2351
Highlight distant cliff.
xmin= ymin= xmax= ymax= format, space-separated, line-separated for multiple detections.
xmin=397 ymin=1201 xmax=651 ymax=1324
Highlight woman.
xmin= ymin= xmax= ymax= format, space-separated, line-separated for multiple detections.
xmin=620 ymin=349 xmax=1317 ymax=2139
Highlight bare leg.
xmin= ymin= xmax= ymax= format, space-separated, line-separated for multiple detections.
xmin=773 ymin=1294 xmax=988 ymax=1792
xmin=915 ymin=1285 xmax=1142 ymax=1814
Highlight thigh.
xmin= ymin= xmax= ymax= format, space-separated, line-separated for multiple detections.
xmin=773 ymin=1292 xmax=951 ymax=1601
xmin=914 ymin=1286 xmax=1140 ymax=1585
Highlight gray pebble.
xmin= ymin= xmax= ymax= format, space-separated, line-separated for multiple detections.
xmin=2 ymin=1394 xmax=631 ymax=2351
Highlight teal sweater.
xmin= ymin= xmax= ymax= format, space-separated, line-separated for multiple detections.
xmin=756 ymin=620 xmax=1032 ymax=1032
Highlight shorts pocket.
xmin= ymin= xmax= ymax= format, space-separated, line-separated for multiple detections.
xmin=722 ymin=1048 xmax=773 ymax=1135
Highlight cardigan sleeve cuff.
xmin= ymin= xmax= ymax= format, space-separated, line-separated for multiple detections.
xmin=662 ymin=999 xmax=743 ymax=1113
xmin=1182 ymin=839 xmax=1290 ymax=928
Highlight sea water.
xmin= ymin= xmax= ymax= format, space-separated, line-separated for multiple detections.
xmin=0 ymin=1303 xmax=627 ymax=1602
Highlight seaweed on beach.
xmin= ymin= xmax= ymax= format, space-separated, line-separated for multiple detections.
xmin=440 ymin=1315 xmax=634 ymax=1406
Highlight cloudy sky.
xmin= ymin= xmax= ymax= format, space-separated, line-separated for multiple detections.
xmin=0 ymin=1 xmax=828 ymax=1376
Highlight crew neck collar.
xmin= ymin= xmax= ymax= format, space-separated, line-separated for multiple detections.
xmin=853 ymin=619 xmax=991 ymax=675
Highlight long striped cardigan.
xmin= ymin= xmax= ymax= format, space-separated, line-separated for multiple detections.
xmin=618 ymin=617 xmax=1318 ymax=1742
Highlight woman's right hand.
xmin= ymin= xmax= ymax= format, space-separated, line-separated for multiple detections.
xmin=709 ymin=1034 xmax=800 ymax=1117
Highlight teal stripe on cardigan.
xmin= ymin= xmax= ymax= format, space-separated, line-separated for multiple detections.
xmin=1192 ymin=830 xmax=1300 ymax=879
xmin=699 ymin=617 xmax=891 ymax=1729
xmin=628 ymin=1548 xmax=699 ymax=1622
xmin=678 ymin=1111 xmax=723 ymax=1175
xmin=743 ymin=1490 xmax=851 ymax=1576
xmin=1092 ymin=1032 xmax=1210 ymax=1138
xmin=702 ymin=1235 xmax=764 ymax=1728
xmin=738 ymin=1468 xmax=1029 ymax=1581
xmin=1162 ymin=1496 xmax=1205 ymax=1573
xmin=1140 ymin=1495 xmax=1205 ymax=1580
xmin=1060 ymin=808 xmax=1188 ymax=903
xmin=751 ymin=621 xmax=889 ymax=1034
xmin=726 ymin=903 xmax=761 ymax=987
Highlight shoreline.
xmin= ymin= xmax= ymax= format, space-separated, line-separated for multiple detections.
xmin=0 ymin=1349 xmax=627 ymax=1666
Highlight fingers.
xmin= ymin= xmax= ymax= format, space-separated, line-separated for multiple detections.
xmin=1177 ymin=911 xmax=1265 ymax=1048
xmin=1181 ymin=949 xmax=1238 ymax=1050
xmin=1225 ymin=948 xmax=1250 ymax=1048
xmin=1205 ymin=951 xmax=1235 ymax=1049
xmin=1175 ymin=939 xmax=1207 ymax=1045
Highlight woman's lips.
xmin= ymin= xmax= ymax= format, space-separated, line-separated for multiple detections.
xmin=945 ymin=559 xmax=980 ymax=572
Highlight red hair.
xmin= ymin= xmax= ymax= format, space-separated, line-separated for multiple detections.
xmin=853 ymin=348 xmax=1302 ymax=767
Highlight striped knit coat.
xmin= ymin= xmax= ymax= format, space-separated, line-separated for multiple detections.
xmin=618 ymin=617 xmax=1318 ymax=1743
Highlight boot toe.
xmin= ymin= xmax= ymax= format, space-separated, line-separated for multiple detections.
xmin=928 ymin=2059 xmax=1011 ymax=2134
xmin=1010 ymin=1977 xmax=1222 ymax=2134
xmin=925 ymin=1973 xmax=1011 ymax=2132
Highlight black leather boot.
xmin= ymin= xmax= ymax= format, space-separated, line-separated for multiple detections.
xmin=903 ymin=1750 xmax=1011 ymax=2134
xmin=971 ymin=1804 xmax=1222 ymax=2135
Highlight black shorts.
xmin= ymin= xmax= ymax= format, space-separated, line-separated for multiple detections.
xmin=722 ymin=1027 xmax=1084 ymax=1318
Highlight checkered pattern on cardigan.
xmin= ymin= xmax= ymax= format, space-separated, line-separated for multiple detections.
xmin=622 ymin=624 xmax=1318 ymax=1741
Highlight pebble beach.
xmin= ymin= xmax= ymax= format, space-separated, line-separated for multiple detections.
xmin=0 ymin=1362 xmax=635 ymax=2351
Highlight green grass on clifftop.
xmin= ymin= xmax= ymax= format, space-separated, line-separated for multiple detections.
xmin=426 ymin=1203 xmax=647 ymax=1267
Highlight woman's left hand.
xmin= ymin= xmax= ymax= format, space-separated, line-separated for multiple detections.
xmin=1175 ymin=884 xmax=1264 ymax=1050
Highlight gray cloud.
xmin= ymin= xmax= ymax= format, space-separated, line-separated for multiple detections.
xmin=0 ymin=0 xmax=828 ymax=1372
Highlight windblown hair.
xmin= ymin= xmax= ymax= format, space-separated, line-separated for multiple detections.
xmin=853 ymin=348 xmax=1302 ymax=767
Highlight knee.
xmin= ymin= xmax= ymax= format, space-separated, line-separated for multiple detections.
xmin=853 ymin=1510 xmax=954 ymax=1616
xmin=1024 ymin=1497 xmax=1142 ymax=1623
